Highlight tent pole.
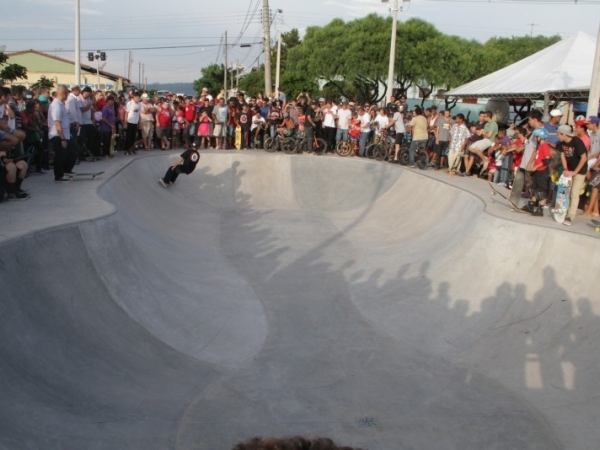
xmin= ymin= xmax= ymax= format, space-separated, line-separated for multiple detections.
xmin=543 ymin=91 xmax=550 ymax=121
xmin=587 ymin=18 xmax=600 ymax=118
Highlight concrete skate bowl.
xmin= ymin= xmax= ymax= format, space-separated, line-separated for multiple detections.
xmin=1 ymin=153 xmax=600 ymax=450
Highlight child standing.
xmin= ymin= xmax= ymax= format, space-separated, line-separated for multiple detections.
xmin=522 ymin=128 xmax=551 ymax=216
xmin=197 ymin=110 xmax=212 ymax=149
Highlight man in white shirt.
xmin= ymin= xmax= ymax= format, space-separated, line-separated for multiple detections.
xmin=587 ymin=116 xmax=600 ymax=170
xmin=358 ymin=106 xmax=371 ymax=157
xmin=49 ymin=86 xmax=77 ymax=181
xmin=123 ymin=91 xmax=141 ymax=154
xmin=322 ymin=100 xmax=337 ymax=152
xmin=335 ymin=101 xmax=352 ymax=148
xmin=388 ymin=104 xmax=405 ymax=162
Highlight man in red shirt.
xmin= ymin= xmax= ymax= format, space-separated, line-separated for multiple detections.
xmin=183 ymin=98 xmax=197 ymax=148
xmin=522 ymin=127 xmax=551 ymax=216
xmin=156 ymin=99 xmax=174 ymax=149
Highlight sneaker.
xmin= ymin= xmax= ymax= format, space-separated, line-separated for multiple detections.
xmin=563 ymin=217 xmax=572 ymax=226
xmin=158 ymin=178 xmax=168 ymax=188
xmin=408 ymin=164 xmax=416 ymax=168
xmin=6 ymin=192 xmax=29 ymax=201
xmin=532 ymin=207 xmax=544 ymax=217
xmin=65 ymin=171 xmax=76 ymax=176
xmin=55 ymin=177 xmax=70 ymax=182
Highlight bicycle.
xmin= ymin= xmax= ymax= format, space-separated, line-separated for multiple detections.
xmin=398 ymin=140 xmax=429 ymax=169
xmin=264 ymin=133 xmax=296 ymax=153
xmin=291 ymin=130 xmax=326 ymax=155
xmin=370 ymin=130 xmax=396 ymax=161
xmin=336 ymin=136 xmax=359 ymax=157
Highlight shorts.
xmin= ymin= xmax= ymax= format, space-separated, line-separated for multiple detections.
xmin=283 ymin=128 xmax=294 ymax=137
xmin=0 ymin=128 xmax=16 ymax=139
xmin=141 ymin=121 xmax=154 ymax=138
xmin=590 ymin=169 xmax=600 ymax=188
xmin=213 ymin=123 xmax=226 ymax=137
xmin=395 ymin=133 xmax=404 ymax=145
xmin=531 ymin=168 xmax=549 ymax=193
xmin=469 ymin=138 xmax=493 ymax=153
xmin=157 ymin=127 xmax=171 ymax=139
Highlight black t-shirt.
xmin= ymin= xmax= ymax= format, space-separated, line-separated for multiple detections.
xmin=180 ymin=149 xmax=200 ymax=174
xmin=304 ymin=107 xmax=316 ymax=129
xmin=471 ymin=121 xmax=484 ymax=143
xmin=237 ymin=112 xmax=251 ymax=131
xmin=558 ymin=136 xmax=587 ymax=175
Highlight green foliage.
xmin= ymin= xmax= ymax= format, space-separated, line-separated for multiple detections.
xmin=238 ymin=67 xmax=265 ymax=96
xmin=193 ymin=64 xmax=233 ymax=96
xmin=30 ymin=75 xmax=55 ymax=90
xmin=284 ymin=16 xmax=561 ymax=102
xmin=0 ymin=52 xmax=27 ymax=86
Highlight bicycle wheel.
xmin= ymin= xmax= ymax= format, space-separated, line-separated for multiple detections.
xmin=398 ymin=148 xmax=410 ymax=166
xmin=314 ymin=138 xmax=326 ymax=154
xmin=336 ymin=141 xmax=351 ymax=157
xmin=417 ymin=151 xmax=429 ymax=170
xmin=372 ymin=144 xmax=387 ymax=161
xmin=264 ymin=137 xmax=276 ymax=153
xmin=365 ymin=143 xmax=377 ymax=159
xmin=282 ymin=137 xmax=297 ymax=154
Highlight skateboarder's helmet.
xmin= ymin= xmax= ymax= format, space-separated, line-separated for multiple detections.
xmin=531 ymin=128 xmax=548 ymax=141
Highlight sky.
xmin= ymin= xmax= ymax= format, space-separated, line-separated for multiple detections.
xmin=1 ymin=0 xmax=599 ymax=84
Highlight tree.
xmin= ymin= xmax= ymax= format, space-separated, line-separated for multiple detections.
xmin=238 ymin=67 xmax=265 ymax=96
xmin=0 ymin=52 xmax=27 ymax=86
xmin=193 ymin=64 xmax=233 ymax=97
xmin=30 ymin=75 xmax=55 ymax=91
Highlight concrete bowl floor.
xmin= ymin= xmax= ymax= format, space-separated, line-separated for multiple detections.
xmin=1 ymin=152 xmax=599 ymax=450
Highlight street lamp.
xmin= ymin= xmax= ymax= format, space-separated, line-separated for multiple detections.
xmin=88 ymin=51 xmax=106 ymax=89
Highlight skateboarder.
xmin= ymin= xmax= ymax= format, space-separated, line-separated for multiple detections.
xmin=556 ymin=124 xmax=587 ymax=226
xmin=521 ymin=128 xmax=551 ymax=216
xmin=158 ymin=148 xmax=200 ymax=188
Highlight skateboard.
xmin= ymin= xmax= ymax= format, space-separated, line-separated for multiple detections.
xmin=110 ymin=133 xmax=119 ymax=156
xmin=68 ymin=171 xmax=104 ymax=181
xmin=235 ymin=125 xmax=242 ymax=150
xmin=489 ymin=182 xmax=531 ymax=215
xmin=553 ymin=175 xmax=572 ymax=224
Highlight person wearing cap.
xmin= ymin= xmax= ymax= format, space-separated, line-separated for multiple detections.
xmin=556 ymin=124 xmax=587 ymax=226
xmin=583 ymin=116 xmax=600 ymax=217
xmin=123 ymin=91 xmax=141 ymax=154
xmin=304 ymin=100 xmax=318 ymax=153
xmin=544 ymin=109 xmax=562 ymax=147
xmin=139 ymin=93 xmax=157 ymax=151
xmin=522 ymin=128 xmax=551 ymax=216
xmin=574 ymin=119 xmax=590 ymax=152
xmin=358 ymin=105 xmax=372 ymax=157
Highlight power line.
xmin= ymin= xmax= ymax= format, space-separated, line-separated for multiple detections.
xmin=16 ymin=42 xmax=262 ymax=53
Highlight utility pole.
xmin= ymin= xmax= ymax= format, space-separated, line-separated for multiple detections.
xmin=262 ymin=0 xmax=272 ymax=97
xmin=142 ymin=63 xmax=145 ymax=90
xmin=224 ymin=31 xmax=228 ymax=97
xmin=527 ymin=23 xmax=539 ymax=36
xmin=138 ymin=62 xmax=141 ymax=88
xmin=127 ymin=51 xmax=133 ymax=82
xmin=385 ymin=0 xmax=399 ymax=104
xmin=75 ymin=0 xmax=81 ymax=85
xmin=275 ymin=31 xmax=282 ymax=95
xmin=587 ymin=17 xmax=600 ymax=118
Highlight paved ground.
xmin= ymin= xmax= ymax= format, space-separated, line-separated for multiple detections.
xmin=1 ymin=150 xmax=599 ymax=450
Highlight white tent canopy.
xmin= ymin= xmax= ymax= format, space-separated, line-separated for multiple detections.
xmin=444 ymin=32 xmax=595 ymax=100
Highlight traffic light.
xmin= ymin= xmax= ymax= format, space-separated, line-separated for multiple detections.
xmin=100 ymin=52 xmax=106 ymax=61
xmin=88 ymin=52 xmax=94 ymax=61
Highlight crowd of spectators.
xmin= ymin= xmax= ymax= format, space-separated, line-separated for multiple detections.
xmin=1 ymin=82 xmax=596 ymax=225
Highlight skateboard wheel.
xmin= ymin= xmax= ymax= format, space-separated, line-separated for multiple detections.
xmin=69 ymin=177 xmax=74 ymax=181
xmin=92 ymin=176 xmax=97 ymax=180
xmin=595 ymin=227 xmax=600 ymax=233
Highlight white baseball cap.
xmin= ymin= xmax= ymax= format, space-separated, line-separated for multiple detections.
xmin=141 ymin=93 xmax=149 ymax=99
xmin=549 ymin=109 xmax=563 ymax=117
